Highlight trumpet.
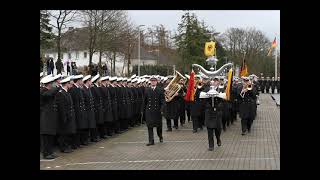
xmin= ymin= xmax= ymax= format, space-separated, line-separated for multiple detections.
xmin=240 ymin=83 xmax=253 ymax=98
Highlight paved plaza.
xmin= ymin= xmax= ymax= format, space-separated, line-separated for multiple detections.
xmin=40 ymin=93 xmax=280 ymax=170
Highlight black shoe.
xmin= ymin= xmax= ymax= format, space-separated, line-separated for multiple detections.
xmin=81 ymin=142 xmax=89 ymax=146
xmin=208 ymin=148 xmax=214 ymax=151
xmin=166 ymin=128 xmax=172 ymax=132
xmin=200 ymin=127 xmax=203 ymax=130
xmin=160 ymin=137 xmax=163 ymax=143
xmin=91 ymin=139 xmax=99 ymax=142
xmin=71 ymin=145 xmax=77 ymax=150
xmin=101 ymin=135 xmax=108 ymax=139
xmin=192 ymin=130 xmax=197 ymax=133
xmin=146 ymin=142 xmax=155 ymax=146
xmin=223 ymin=126 xmax=226 ymax=131
xmin=174 ymin=126 xmax=178 ymax=129
xmin=217 ymin=139 xmax=222 ymax=146
xmin=52 ymin=153 xmax=59 ymax=158
xmin=242 ymin=131 xmax=247 ymax=135
xmin=43 ymin=154 xmax=55 ymax=159
xmin=61 ymin=148 xmax=73 ymax=153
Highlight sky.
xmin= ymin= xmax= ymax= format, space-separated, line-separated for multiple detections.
xmin=127 ymin=10 xmax=280 ymax=42
xmin=49 ymin=10 xmax=280 ymax=43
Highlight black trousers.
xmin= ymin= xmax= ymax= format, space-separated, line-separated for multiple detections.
xmin=57 ymin=134 xmax=72 ymax=151
xmin=113 ymin=121 xmax=121 ymax=133
xmin=79 ymin=129 xmax=89 ymax=144
xmin=266 ymin=87 xmax=270 ymax=93
xmin=142 ymin=113 xmax=146 ymax=124
xmin=104 ymin=122 xmax=113 ymax=136
xmin=130 ymin=115 xmax=135 ymax=126
xmin=41 ymin=134 xmax=55 ymax=156
xmin=191 ymin=116 xmax=199 ymax=130
xmin=89 ymin=128 xmax=98 ymax=140
xmin=241 ymin=118 xmax=253 ymax=132
xmin=136 ymin=113 xmax=142 ymax=125
xmin=186 ymin=109 xmax=191 ymax=122
xmin=207 ymin=128 xmax=221 ymax=148
xmin=179 ymin=111 xmax=186 ymax=125
xmin=277 ymin=89 xmax=280 ymax=93
xmin=97 ymin=124 xmax=106 ymax=138
xmin=166 ymin=118 xmax=178 ymax=128
xmin=121 ymin=118 xmax=129 ymax=130
xmin=222 ymin=116 xmax=227 ymax=129
xmin=71 ymin=132 xmax=81 ymax=147
xmin=148 ymin=127 xmax=162 ymax=143
xmin=271 ymin=88 xmax=275 ymax=94
xmin=199 ymin=115 xmax=205 ymax=128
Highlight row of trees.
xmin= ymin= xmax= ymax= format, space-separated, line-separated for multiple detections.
xmin=41 ymin=10 xmax=138 ymax=75
xmin=173 ymin=11 xmax=279 ymax=77
xmin=40 ymin=10 xmax=279 ymax=77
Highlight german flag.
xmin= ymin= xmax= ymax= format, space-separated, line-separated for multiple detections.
xmin=267 ymin=37 xmax=277 ymax=56
xmin=240 ymin=58 xmax=248 ymax=77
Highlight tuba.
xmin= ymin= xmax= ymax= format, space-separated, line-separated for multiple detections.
xmin=164 ymin=71 xmax=185 ymax=102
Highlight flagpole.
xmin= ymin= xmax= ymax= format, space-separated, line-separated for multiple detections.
xmin=275 ymin=35 xmax=277 ymax=79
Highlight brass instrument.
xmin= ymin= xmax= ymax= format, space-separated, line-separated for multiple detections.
xmin=164 ymin=71 xmax=185 ymax=102
xmin=195 ymin=79 xmax=202 ymax=88
xmin=240 ymin=83 xmax=253 ymax=98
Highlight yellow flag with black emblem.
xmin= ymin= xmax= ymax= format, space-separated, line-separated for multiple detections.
xmin=225 ymin=68 xmax=233 ymax=101
xmin=204 ymin=41 xmax=216 ymax=57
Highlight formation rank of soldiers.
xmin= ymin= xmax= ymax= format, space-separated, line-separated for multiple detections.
xmin=40 ymin=71 xmax=280 ymax=159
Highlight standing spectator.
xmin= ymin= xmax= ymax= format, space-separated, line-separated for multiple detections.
xmin=67 ymin=62 xmax=71 ymax=75
xmin=55 ymin=59 xmax=63 ymax=75
xmin=71 ymin=62 xmax=77 ymax=75
xmin=46 ymin=58 xmax=50 ymax=75
xmin=49 ymin=58 xmax=54 ymax=75
xmin=102 ymin=63 xmax=108 ymax=76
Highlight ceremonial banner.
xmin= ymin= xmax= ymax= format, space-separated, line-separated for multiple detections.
xmin=225 ymin=68 xmax=233 ymax=101
xmin=240 ymin=58 xmax=248 ymax=77
xmin=184 ymin=70 xmax=195 ymax=102
xmin=204 ymin=41 xmax=216 ymax=57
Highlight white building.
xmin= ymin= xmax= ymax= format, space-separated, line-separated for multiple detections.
xmin=42 ymin=27 xmax=177 ymax=76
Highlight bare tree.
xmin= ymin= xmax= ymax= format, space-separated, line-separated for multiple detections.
xmin=97 ymin=10 xmax=130 ymax=75
xmin=80 ymin=10 xmax=100 ymax=73
xmin=221 ymin=27 xmax=272 ymax=75
xmin=48 ymin=10 xmax=78 ymax=61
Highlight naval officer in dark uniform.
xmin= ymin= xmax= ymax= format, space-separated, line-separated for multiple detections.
xmin=143 ymin=76 xmax=165 ymax=146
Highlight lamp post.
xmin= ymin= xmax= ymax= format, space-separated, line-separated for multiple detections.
xmin=137 ymin=25 xmax=145 ymax=76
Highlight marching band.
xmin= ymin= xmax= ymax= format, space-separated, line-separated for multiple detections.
xmin=40 ymin=69 xmax=280 ymax=159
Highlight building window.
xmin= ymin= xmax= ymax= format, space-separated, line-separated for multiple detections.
xmin=68 ymin=53 xmax=71 ymax=59
xmin=84 ymin=52 xmax=87 ymax=58
xmin=76 ymin=51 xmax=79 ymax=59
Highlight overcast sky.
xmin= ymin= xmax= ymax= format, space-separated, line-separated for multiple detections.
xmin=50 ymin=10 xmax=280 ymax=43
xmin=128 ymin=10 xmax=280 ymax=42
